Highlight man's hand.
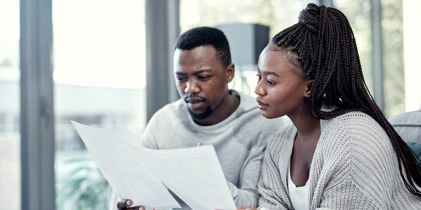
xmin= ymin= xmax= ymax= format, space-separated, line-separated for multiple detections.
xmin=116 ymin=199 xmax=145 ymax=210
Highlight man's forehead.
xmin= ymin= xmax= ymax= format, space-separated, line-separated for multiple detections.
xmin=173 ymin=47 xmax=221 ymax=71
xmin=174 ymin=46 xmax=218 ymax=58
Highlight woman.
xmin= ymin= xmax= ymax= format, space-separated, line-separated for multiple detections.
xmin=249 ymin=3 xmax=421 ymax=210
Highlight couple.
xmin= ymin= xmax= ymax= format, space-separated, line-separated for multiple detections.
xmin=118 ymin=3 xmax=421 ymax=210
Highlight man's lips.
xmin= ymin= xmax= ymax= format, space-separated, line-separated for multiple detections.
xmin=189 ymin=101 xmax=205 ymax=110
xmin=184 ymin=96 xmax=205 ymax=103
xmin=185 ymin=97 xmax=206 ymax=110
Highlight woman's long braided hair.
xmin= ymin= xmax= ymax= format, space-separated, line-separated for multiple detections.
xmin=270 ymin=3 xmax=421 ymax=197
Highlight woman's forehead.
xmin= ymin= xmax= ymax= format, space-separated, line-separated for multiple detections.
xmin=258 ymin=49 xmax=304 ymax=77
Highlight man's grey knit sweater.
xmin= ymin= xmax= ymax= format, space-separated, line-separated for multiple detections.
xmin=259 ymin=111 xmax=421 ymax=210
xmin=143 ymin=90 xmax=287 ymax=209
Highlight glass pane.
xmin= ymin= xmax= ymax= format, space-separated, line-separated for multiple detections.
xmin=334 ymin=0 xmax=372 ymax=94
xmin=402 ymin=0 xmax=421 ymax=113
xmin=181 ymin=0 xmax=306 ymax=36
xmin=180 ymin=0 xmax=308 ymax=96
xmin=0 ymin=0 xmax=20 ymax=210
xmin=382 ymin=0 xmax=404 ymax=117
xmin=52 ymin=0 xmax=146 ymax=209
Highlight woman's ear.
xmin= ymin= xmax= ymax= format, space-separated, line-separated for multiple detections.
xmin=304 ymin=80 xmax=313 ymax=98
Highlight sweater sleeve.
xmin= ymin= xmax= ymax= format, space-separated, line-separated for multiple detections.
xmin=141 ymin=111 xmax=160 ymax=149
xmin=314 ymin=118 xmax=394 ymax=209
xmin=227 ymin=144 xmax=265 ymax=208
xmin=257 ymin=139 xmax=289 ymax=210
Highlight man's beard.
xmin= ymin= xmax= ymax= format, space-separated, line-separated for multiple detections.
xmin=184 ymin=95 xmax=214 ymax=120
xmin=188 ymin=106 xmax=213 ymax=120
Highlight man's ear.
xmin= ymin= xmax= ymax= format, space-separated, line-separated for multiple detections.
xmin=226 ymin=64 xmax=235 ymax=82
xmin=304 ymin=80 xmax=313 ymax=98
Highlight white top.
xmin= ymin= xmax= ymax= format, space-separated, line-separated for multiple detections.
xmin=288 ymin=163 xmax=310 ymax=210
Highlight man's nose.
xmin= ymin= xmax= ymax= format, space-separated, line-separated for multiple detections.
xmin=185 ymin=80 xmax=200 ymax=94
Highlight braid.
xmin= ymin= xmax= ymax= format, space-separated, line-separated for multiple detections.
xmin=270 ymin=3 xmax=421 ymax=197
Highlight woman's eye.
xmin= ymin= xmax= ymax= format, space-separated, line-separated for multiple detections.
xmin=256 ymin=74 xmax=262 ymax=81
xmin=267 ymin=80 xmax=276 ymax=86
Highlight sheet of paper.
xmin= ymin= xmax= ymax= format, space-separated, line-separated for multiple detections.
xmin=138 ymin=146 xmax=237 ymax=210
xmin=71 ymin=121 xmax=180 ymax=209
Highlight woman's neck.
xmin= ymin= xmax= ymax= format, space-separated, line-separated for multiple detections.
xmin=289 ymin=103 xmax=320 ymax=139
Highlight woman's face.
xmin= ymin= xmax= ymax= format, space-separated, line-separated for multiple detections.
xmin=255 ymin=48 xmax=310 ymax=119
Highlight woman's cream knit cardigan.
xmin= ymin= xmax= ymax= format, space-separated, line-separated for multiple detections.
xmin=258 ymin=112 xmax=421 ymax=210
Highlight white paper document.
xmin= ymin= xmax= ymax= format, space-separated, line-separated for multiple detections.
xmin=138 ymin=143 xmax=236 ymax=210
xmin=72 ymin=121 xmax=180 ymax=209
xmin=72 ymin=121 xmax=236 ymax=210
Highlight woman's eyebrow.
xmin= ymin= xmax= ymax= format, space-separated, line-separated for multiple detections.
xmin=262 ymin=71 xmax=279 ymax=77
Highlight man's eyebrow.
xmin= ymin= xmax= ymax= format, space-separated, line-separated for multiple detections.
xmin=176 ymin=69 xmax=212 ymax=75
xmin=192 ymin=69 xmax=212 ymax=75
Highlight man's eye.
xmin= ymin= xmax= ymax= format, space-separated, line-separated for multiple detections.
xmin=197 ymin=75 xmax=212 ymax=81
xmin=177 ymin=77 xmax=187 ymax=82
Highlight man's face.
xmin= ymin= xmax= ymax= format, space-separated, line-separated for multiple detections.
xmin=173 ymin=45 xmax=233 ymax=121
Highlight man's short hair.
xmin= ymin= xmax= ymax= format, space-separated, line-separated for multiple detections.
xmin=175 ymin=26 xmax=232 ymax=68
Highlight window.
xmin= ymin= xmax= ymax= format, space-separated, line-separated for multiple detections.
xmin=52 ymin=0 xmax=146 ymax=209
xmin=0 ymin=0 xmax=20 ymax=209
xmin=181 ymin=0 xmax=420 ymax=117
xmin=180 ymin=0 xmax=308 ymax=96
xmin=401 ymin=0 xmax=421 ymax=113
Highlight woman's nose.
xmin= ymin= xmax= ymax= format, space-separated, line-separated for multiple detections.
xmin=255 ymin=80 xmax=266 ymax=96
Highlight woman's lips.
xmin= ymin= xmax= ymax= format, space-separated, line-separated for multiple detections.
xmin=256 ymin=99 xmax=269 ymax=110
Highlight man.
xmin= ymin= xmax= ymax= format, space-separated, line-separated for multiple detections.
xmin=117 ymin=26 xmax=286 ymax=209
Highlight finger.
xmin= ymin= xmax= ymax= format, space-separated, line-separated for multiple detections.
xmin=117 ymin=198 xmax=133 ymax=209
xmin=121 ymin=206 xmax=140 ymax=210
xmin=126 ymin=205 xmax=145 ymax=210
